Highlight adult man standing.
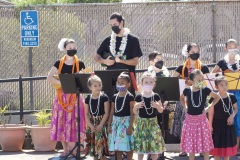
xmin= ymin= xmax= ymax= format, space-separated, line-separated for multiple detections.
xmin=94 ymin=12 xmax=143 ymax=75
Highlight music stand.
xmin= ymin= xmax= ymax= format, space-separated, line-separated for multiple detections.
xmin=154 ymin=77 xmax=180 ymax=160
xmin=59 ymin=73 xmax=91 ymax=160
xmin=224 ymin=72 xmax=240 ymax=90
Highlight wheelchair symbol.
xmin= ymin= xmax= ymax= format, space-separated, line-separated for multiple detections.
xmin=24 ymin=12 xmax=34 ymax=25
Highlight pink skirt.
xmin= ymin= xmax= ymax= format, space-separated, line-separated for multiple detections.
xmin=180 ymin=113 xmax=213 ymax=153
xmin=50 ymin=93 xmax=86 ymax=143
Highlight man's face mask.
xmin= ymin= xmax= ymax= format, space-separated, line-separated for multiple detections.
xmin=112 ymin=25 xmax=121 ymax=34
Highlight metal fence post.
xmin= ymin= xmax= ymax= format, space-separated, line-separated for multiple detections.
xmin=212 ymin=0 xmax=217 ymax=63
xmin=29 ymin=47 xmax=34 ymax=110
xmin=19 ymin=75 xmax=24 ymax=122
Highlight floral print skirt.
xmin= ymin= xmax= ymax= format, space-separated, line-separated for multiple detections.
xmin=50 ymin=93 xmax=85 ymax=143
xmin=85 ymin=115 xmax=109 ymax=159
xmin=108 ymin=116 xmax=134 ymax=152
xmin=134 ymin=117 xmax=165 ymax=154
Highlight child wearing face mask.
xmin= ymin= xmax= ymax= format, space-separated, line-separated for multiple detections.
xmin=47 ymin=38 xmax=86 ymax=158
xmin=148 ymin=51 xmax=170 ymax=77
xmin=133 ymin=71 xmax=166 ymax=160
xmin=171 ymin=43 xmax=210 ymax=157
xmin=208 ymin=75 xmax=238 ymax=160
xmin=147 ymin=51 xmax=169 ymax=159
xmin=211 ymin=38 xmax=240 ymax=153
xmin=107 ymin=72 xmax=135 ymax=160
xmin=180 ymin=69 xmax=219 ymax=160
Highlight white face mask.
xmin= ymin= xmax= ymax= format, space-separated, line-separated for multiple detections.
xmin=228 ymin=49 xmax=239 ymax=55
xmin=142 ymin=85 xmax=154 ymax=92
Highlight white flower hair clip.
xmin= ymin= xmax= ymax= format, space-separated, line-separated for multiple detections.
xmin=182 ymin=44 xmax=188 ymax=57
xmin=58 ymin=38 xmax=68 ymax=51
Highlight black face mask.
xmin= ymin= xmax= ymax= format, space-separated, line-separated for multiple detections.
xmin=112 ymin=26 xmax=121 ymax=34
xmin=67 ymin=50 xmax=77 ymax=57
xmin=189 ymin=53 xmax=200 ymax=61
xmin=155 ymin=60 xmax=164 ymax=69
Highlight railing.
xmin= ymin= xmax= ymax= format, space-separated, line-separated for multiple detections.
xmin=0 ymin=63 xmax=216 ymax=122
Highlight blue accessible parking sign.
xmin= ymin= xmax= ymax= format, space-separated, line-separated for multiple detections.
xmin=20 ymin=10 xmax=39 ymax=47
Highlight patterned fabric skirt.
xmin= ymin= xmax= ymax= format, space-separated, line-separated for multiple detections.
xmin=85 ymin=115 xmax=109 ymax=159
xmin=210 ymin=118 xmax=237 ymax=156
xmin=170 ymin=101 xmax=186 ymax=138
xmin=229 ymin=90 xmax=240 ymax=136
xmin=181 ymin=113 xmax=213 ymax=153
xmin=108 ymin=116 xmax=134 ymax=152
xmin=134 ymin=117 xmax=166 ymax=154
xmin=50 ymin=93 xmax=86 ymax=143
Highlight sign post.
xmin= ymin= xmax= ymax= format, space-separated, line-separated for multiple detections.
xmin=20 ymin=10 xmax=39 ymax=110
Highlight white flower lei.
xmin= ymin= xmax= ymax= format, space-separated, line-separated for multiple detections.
xmin=224 ymin=49 xmax=240 ymax=71
xmin=109 ymin=28 xmax=130 ymax=57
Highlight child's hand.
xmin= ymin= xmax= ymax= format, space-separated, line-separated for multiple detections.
xmin=184 ymin=107 xmax=188 ymax=113
xmin=126 ymin=126 xmax=133 ymax=135
xmin=202 ymin=106 xmax=210 ymax=114
xmin=134 ymin=101 xmax=144 ymax=109
xmin=209 ymin=124 xmax=213 ymax=134
xmin=96 ymin=124 xmax=103 ymax=132
xmin=151 ymin=101 xmax=161 ymax=109
xmin=227 ymin=114 xmax=234 ymax=125
xmin=90 ymin=125 xmax=96 ymax=132
xmin=107 ymin=126 xmax=112 ymax=134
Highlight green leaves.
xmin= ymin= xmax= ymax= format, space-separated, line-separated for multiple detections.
xmin=0 ymin=104 xmax=9 ymax=116
xmin=34 ymin=110 xmax=52 ymax=127
xmin=0 ymin=103 xmax=9 ymax=127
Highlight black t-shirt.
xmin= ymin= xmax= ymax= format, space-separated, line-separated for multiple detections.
xmin=217 ymin=59 xmax=240 ymax=72
xmin=183 ymin=87 xmax=212 ymax=115
xmin=85 ymin=94 xmax=109 ymax=117
xmin=112 ymin=93 xmax=134 ymax=117
xmin=175 ymin=64 xmax=209 ymax=77
xmin=54 ymin=60 xmax=85 ymax=74
xmin=97 ymin=34 xmax=143 ymax=73
xmin=209 ymin=93 xmax=237 ymax=120
xmin=135 ymin=93 xmax=161 ymax=118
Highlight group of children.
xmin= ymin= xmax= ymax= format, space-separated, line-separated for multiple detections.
xmin=84 ymin=71 xmax=166 ymax=160
xmin=85 ymin=70 xmax=239 ymax=160
xmin=49 ymin=37 xmax=240 ymax=160
xmin=84 ymin=40 xmax=240 ymax=160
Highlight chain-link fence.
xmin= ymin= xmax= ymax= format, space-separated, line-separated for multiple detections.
xmin=0 ymin=1 xmax=239 ymax=111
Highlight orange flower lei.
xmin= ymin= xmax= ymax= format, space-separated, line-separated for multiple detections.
xmin=181 ymin=59 xmax=201 ymax=78
xmin=57 ymin=55 xmax=79 ymax=113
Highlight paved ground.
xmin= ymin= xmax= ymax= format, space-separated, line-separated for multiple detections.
xmin=1 ymin=150 xmax=240 ymax=160
xmin=1 ymin=116 xmax=240 ymax=160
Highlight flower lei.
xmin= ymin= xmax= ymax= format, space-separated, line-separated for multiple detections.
xmin=109 ymin=28 xmax=130 ymax=57
xmin=224 ymin=49 xmax=240 ymax=71
xmin=56 ymin=55 xmax=79 ymax=113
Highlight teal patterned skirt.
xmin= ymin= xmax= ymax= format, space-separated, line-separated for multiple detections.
xmin=134 ymin=117 xmax=166 ymax=154
xmin=108 ymin=116 xmax=134 ymax=152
